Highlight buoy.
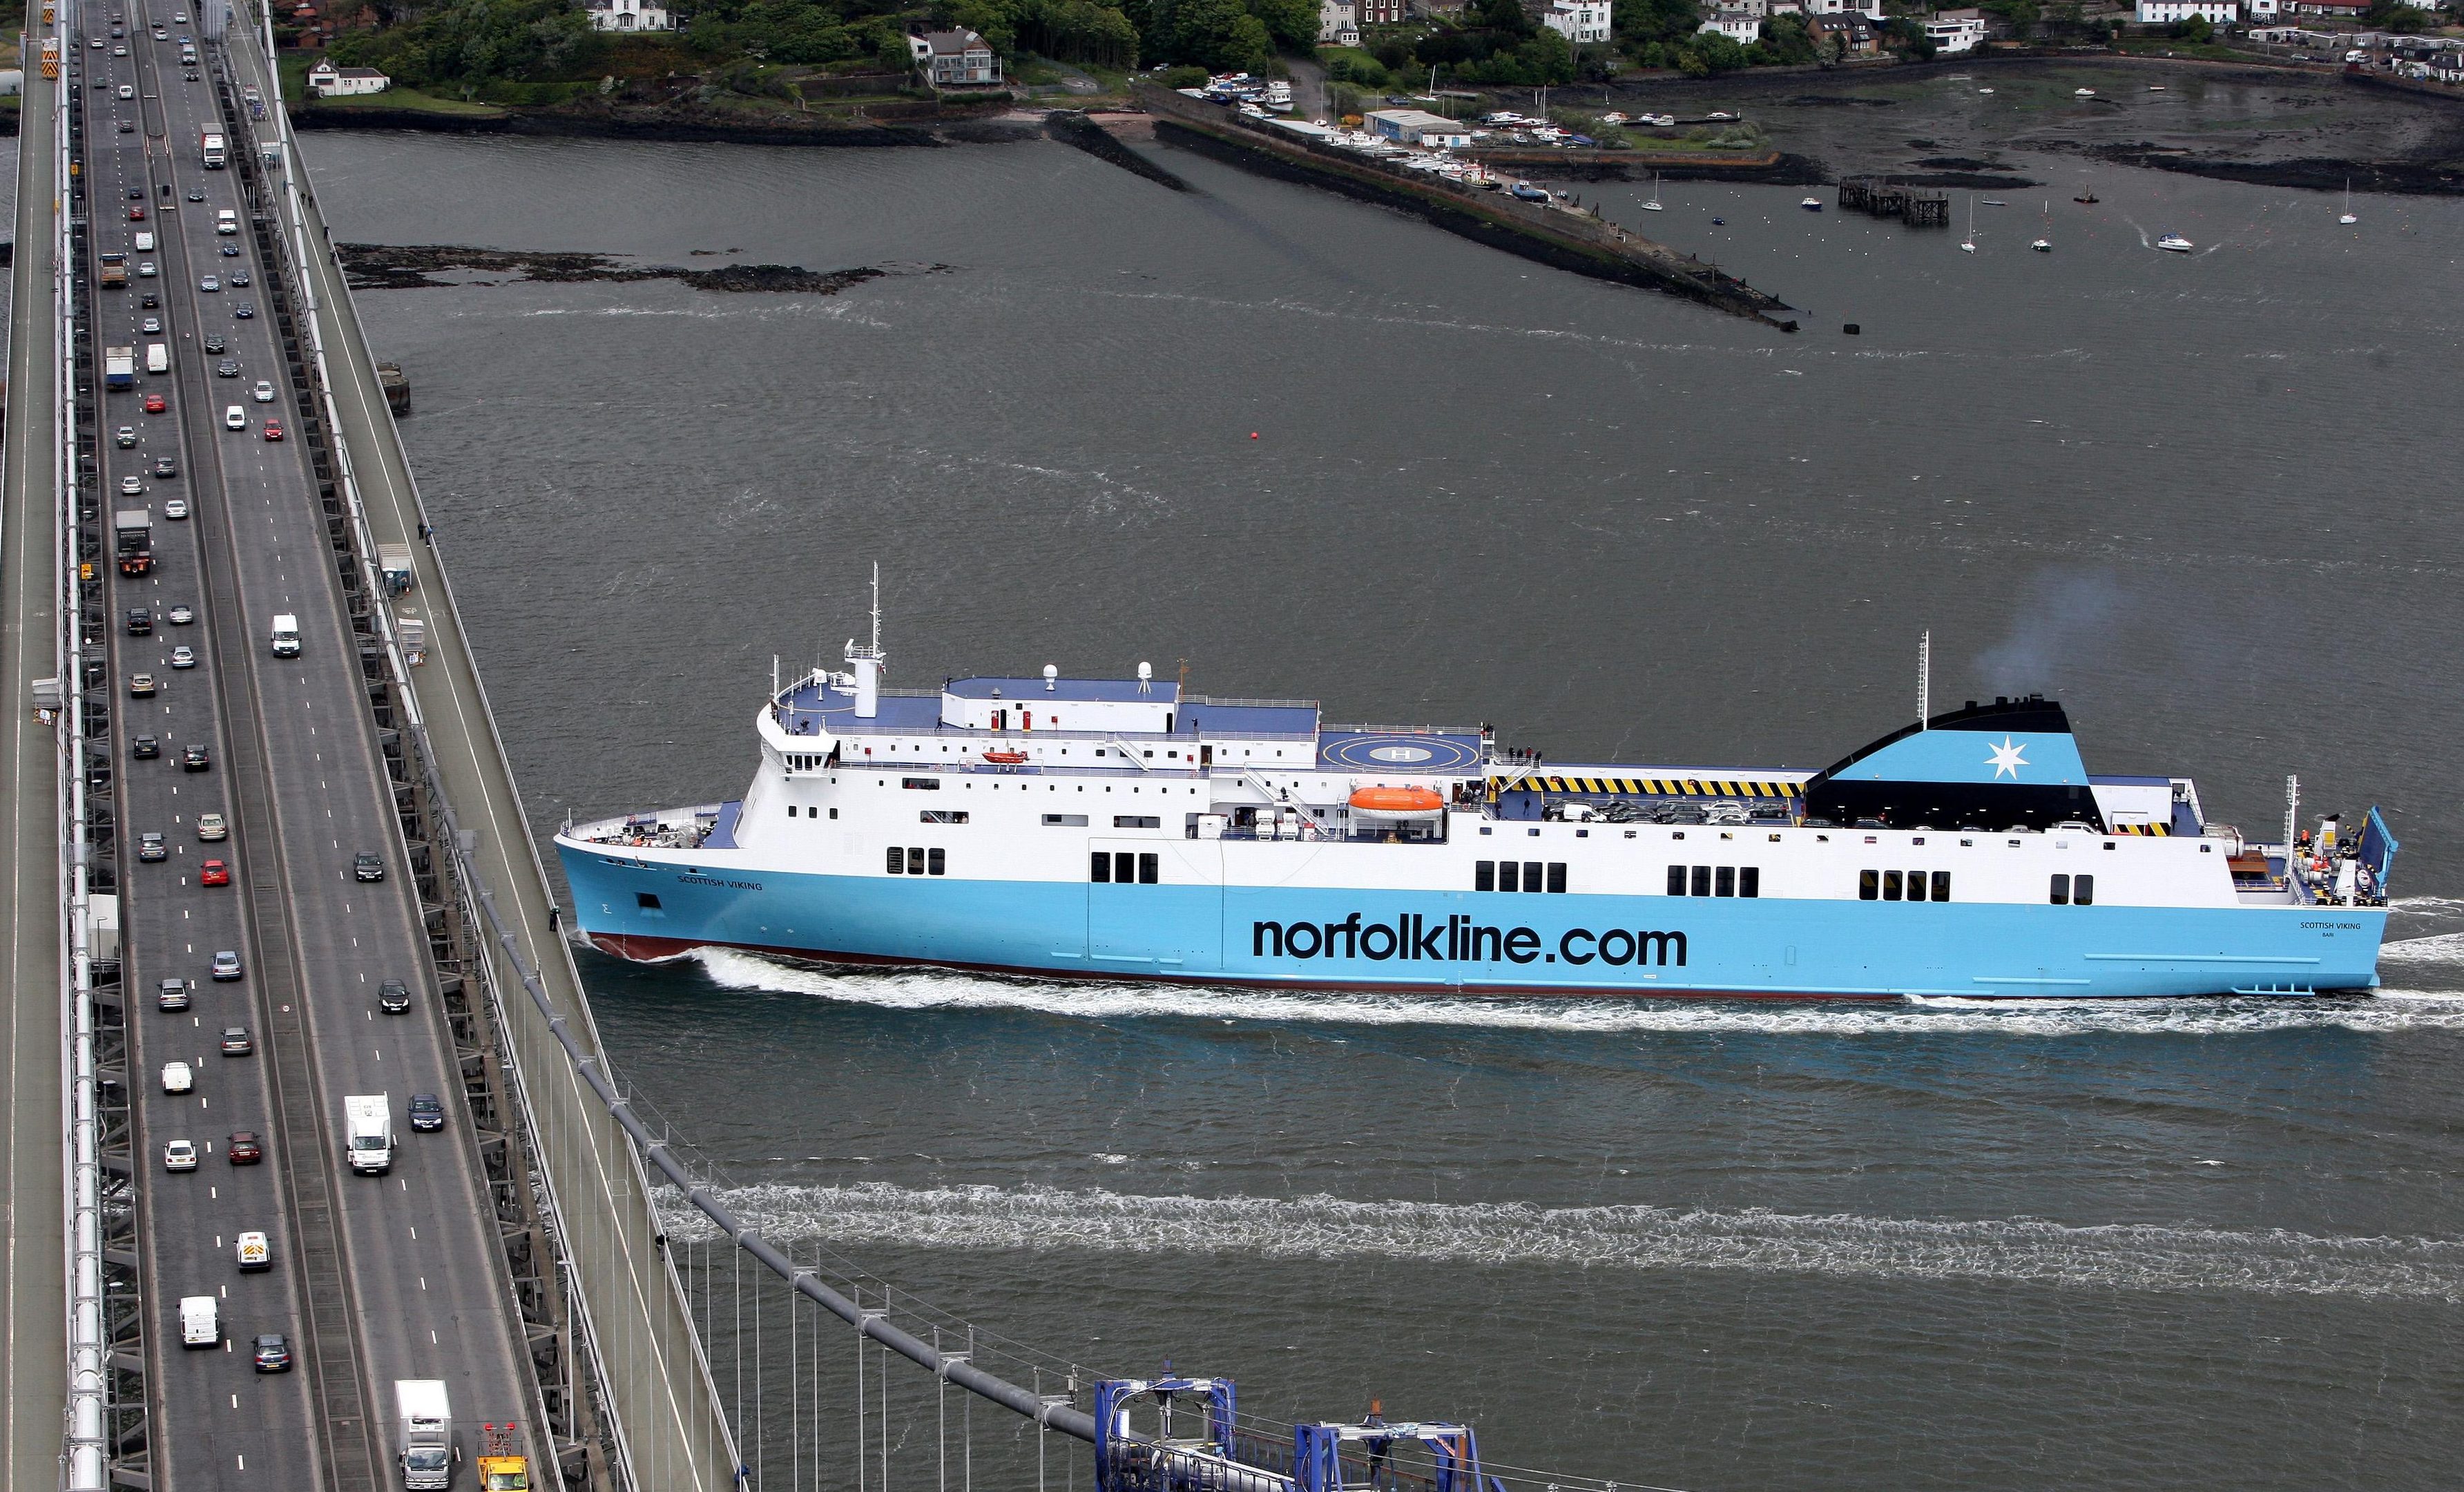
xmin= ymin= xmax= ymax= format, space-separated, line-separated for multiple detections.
xmin=1843 ymin=323 xmax=1861 ymax=335
xmin=1250 ymin=432 xmax=1260 ymax=439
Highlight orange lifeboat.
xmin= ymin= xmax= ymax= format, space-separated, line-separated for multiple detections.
xmin=983 ymin=749 xmax=1028 ymax=765
xmin=1349 ymin=785 xmax=1445 ymax=821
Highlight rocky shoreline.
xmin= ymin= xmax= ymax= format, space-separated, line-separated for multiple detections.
xmin=336 ymin=243 xmax=951 ymax=294
xmin=292 ymin=100 xmax=1039 ymax=149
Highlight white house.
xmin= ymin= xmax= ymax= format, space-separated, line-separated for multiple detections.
xmin=909 ymin=28 xmax=1001 ymax=87
xmin=2135 ymin=0 xmax=2237 ymax=22
xmin=1538 ymin=0 xmax=1613 ymax=43
xmin=1700 ymin=8 xmax=1765 ymax=41
xmin=1365 ymin=108 xmax=1472 ymax=146
xmin=305 ymin=59 xmax=389 ymax=96
xmin=1924 ymin=7 xmax=1988 ymax=49
xmin=1319 ymin=0 xmax=1361 ymax=44
xmin=1804 ymin=0 xmax=1886 ymax=19
xmin=588 ymin=0 xmax=672 ymax=30
xmin=2245 ymin=0 xmax=2278 ymax=16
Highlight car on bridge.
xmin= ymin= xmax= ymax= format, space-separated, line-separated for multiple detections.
xmin=140 ymin=316 xmax=162 ymax=334
xmin=126 ymin=202 xmax=144 ymax=218
xmin=155 ymin=979 xmax=189 ymax=1011
xmin=235 ymin=1231 xmax=270 ymax=1271
xmin=163 ymin=497 xmax=188 ymax=519
xmin=251 ymin=1334 xmax=291 ymax=1373
xmin=187 ymin=189 xmax=205 ymax=202
xmin=153 ymin=455 xmax=177 ymax=477
xmin=231 ymin=270 xmax=252 ymax=287
xmin=203 ymin=334 xmax=226 ymax=354
xmin=235 ymin=303 xmax=256 ymax=319
xmin=137 ymin=832 xmax=166 ymax=860
xmin=160 ymin=1062 xmax=192 ymax=1094
xmin=170 ymin=646 xmax=196 ymax=669
xmin=167 ymin=604 xmax=195 ymax=624
xmin=200 ymin=859 xmax=230 ymax=886
xmin=217 ymin=360 xmax=241 ymax=378
xmin=182 ymin=743 xmax=211 ymax=771
xmin=126 ymin=607 xmax=151 ymax=635
xmin=354 ymin=852 xmax=385 ymax=882
xmin=163 ymin=1139 xmax=198 ymax=1172
xmin=227 ymin=1131 xmax=264 ymax=1165
xmin=115 ymin=426 xmax=137 ymax=448
xmin=220 ymin=1026 xmax=253 ymax=1056
xmin=253 ymin=380 xmax=276 ymax=403
xmin=197 ymin=812 xmax=227 ymax=840
xmin=407 ymin=1093 xmax=446 ymax=1133
xmin=262 ymin=420 xmax=284 ymax=441
xmin=119 ymin=475 xmax=143 ymax=496
xmin=127 ymin=673 xmax=156 ymax=697
xmin=199 ymin=275 xmax=220 ymax=293
xmin=209 ymin=950 xmax=242 ymax=982
xmin=378 ymin=979 xmax=412 ymax=1014
xmin=144 ymin=392 xmax=166 ymax=413
xmin=133 ymin=736 xmax=160 ymax=760
xmin=219 ymin=243 xmax=240 ymax=258
xmin=223 ymin=405 xmax=244 ymax=430
xmin=135 ymin=258 xmax=153 ymax=274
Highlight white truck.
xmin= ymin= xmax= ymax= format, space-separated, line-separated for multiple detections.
xmin=270 ymin=613 xmax=300 ymax=657
xmin=199 ymin=126 xmax=226 ymax=167
xmin=345 ymin=1093 xmax=393 ymax=1175
xmin=394 ymin=1379 xmax=452 ymax=1491
xmin=179 ymin=1295 xmax=218 ymax=1348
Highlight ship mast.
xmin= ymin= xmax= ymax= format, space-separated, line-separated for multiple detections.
xmin=846 ymin=563 xmax=886 ymax=719
xmin=1917 ymin=630 xmax=1930 ymax=727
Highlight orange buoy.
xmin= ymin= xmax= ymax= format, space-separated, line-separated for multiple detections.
xmin=1349 ymin=785 xmax=1445 ymax=820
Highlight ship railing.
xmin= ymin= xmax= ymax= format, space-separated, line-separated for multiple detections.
xmin=1322 ymin=722 xmax=1486 ymax=739
xmin=1188 ymin=694 xmax=1322 ymax=710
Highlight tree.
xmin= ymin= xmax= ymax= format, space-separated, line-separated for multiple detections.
xmin=1760 ymin=12 xmax=1813 ymax=62
xmin=1247 ymin=0 xmax=1318 ymax=50
xmin=1689 ymin=29 xmax=1746 ymax=71
xmin=2169 ymin=11 xmax=2211 ymax=39
xmin=1614 ymin=0 xmax=1702 ymax=50
xmin=1156 ymin=0 xmax=1273 ymax=68
xmin=1472 ymin=0 xmax=1534 ymax=35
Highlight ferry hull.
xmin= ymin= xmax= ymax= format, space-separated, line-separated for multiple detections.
xmin=559 ymin=848 xmax=2384 ymax=1000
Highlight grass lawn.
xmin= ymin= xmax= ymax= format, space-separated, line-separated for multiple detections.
xmin=312 ymin=87 xmax=508 ymax=116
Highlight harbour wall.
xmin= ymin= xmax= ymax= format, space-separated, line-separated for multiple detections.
xmin=1130 ymin=84 xmax=1797 ymax=331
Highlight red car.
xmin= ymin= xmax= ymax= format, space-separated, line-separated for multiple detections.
xmin=226 ymin=1131 xmax=263 ymax=1165
xmin=200 ymin=859 xmax=230 ymax=886
xmin=262 ymin=420 xmax=283 ymax=441
xmin=143 ymin=393 xmax=166 ymax=414
xmin=128 ymin=205 xmax=146 ymax=221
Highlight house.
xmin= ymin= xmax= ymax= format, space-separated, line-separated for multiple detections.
xmin=1319 ymin=0 xmax=1361 ymax=44
xmin=1358 ymin=0 xmax=1409 ymax=21
xmin=305 ymin=58 xmax=388 ymax=95
xmin=587 ymin=0 xmax=672 ymax=31
xmin=1365 ymin=108 xmax=1472 ymax=146
xmin=910 ymin=28 xmax=1001 ymax=87
xmin=2245 ymin=0 xmax=2278 ymax=17
xmin=1536 ymin=0 xmax=1613 ymax=41
xmin=2280 ymin=0 xmax=2365 ymax=15
xmin=1700 ymin=8 xmax=1765 ymax=41
xmin=1804 ymin=0 xmax=1886 ymax=19
xmin=2135 ymin=0 xmax=2237 ymax=23
xmin=1807 ymin=11 xmax=1881 ymax=50
xmin=1924 ymin=7 xmax=1988 ymax=49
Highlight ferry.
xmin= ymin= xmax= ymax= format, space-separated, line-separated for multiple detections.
xmin=556 ymin=600 xmax=2396 ymax=1001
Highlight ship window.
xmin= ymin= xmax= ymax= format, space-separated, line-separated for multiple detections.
xmin=1883 ymin=870 xmax=1903 ymax=901
xmin=1547 ymin=862 xmax=1567 ymax=893
xmin=1113 ymin=815 xmax=1162 ymax=830
xmin=901 ymin=777 xmax=941 ymax=791
xmin=1090 ymin=852 xmax=1110 ymax=883
xmin=1499 ymin=861 xmax=1520 ymax=893
xmin=1907 ymin=869 xmax=1926 ymax=901
xmin=921 ymin=811 xmax=968 ymax=825
xmin=2049 ymin=874 xmax=2070 ymax=905
xmin=1138 ymin=853 xmax=1159 ymax=884
xmin=887 ymin=847 xmax=907 ymax=875
xmin=2073 ymin=874 xmax=2094 ymax=906
xmin=1523 ymin=861 xmax=1543 ymax=893
xmin=1740 ymin=867 xmax=1759 ymax=898
xmin=829 ymin=808 xmax=838 ymax=819
xmin=928 ymin=848 xmax=946 ymax=876
xmin=1930 ymin=871 xmax=1950 ymax=901
xmin=1115 ymin=852 xmax=1136 ymax=883
xmin=909 ymin=846 xmax=924 ymax=873
xmin=635 ymin=893 xmax=661 ymax=910
xmin=1043 ymin=814 xmax=1088 ymax=827
xmin=1476 ymin=861 xmax=1496 ymax=892
xmin=1668 ymin=865 xmax=1686 ymax=896
xmin=1690 ymin=865 xmax=1711 ymax=898
xmin=1715 ymin=866 xmax=1735 ymax=897
xmin=1859 ymin=870 xmax=1878 ymax=900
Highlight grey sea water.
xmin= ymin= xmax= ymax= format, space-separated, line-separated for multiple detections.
xmin=298 ymin=119 xmax=2464 ymax=1491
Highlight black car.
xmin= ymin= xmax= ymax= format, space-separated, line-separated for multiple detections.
xmin=181 ymin=743 xmax=211 ymax=772
xmin=352 ymin=852 xmax=385 ymax=883
xmin=251 ymin=1333 xmax=291 ymax=1373
xmin=187 ymin=189 xmax=206 ymax=202
xmin=230 ymin=270 xmax=252 ymax=287
xmin=215 ymin=360 xmax=241 ymax=378
xmin=126 ymin=607 xmax=151 ymax=635
xmin=153 ymin=456 xmax=178 ymax=478
xmin=132 ymin=735 xmax=160 ymax=759
xmin=407 ymin=1093 xmax=445 ymax=1133
xmin=127 ymin=187 xmax=144 ymax=200
xmin=233 ymin=303 xmax=255 ymax=319
xmin=377 ymin=979 xmax=412 ymax=1014
xmin=220 ymin=243 xmax=241 ymax=257
xmin=202 ymin=334 xmax=226 ymax=354
xmin=139 ymin=293 xmax=160 ymax=309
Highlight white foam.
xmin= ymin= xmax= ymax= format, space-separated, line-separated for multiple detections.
xmin=689 ymin=950 xmax=2464 ymax=1035
xmin=659 ymin=1180 xmax=2464 ymax=1303
xmin=2378 ymin=932 xmax=2464 ymax=964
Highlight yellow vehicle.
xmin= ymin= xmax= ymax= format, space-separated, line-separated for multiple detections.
xmin=477 ymin=1423 xmax=528 ymax=1491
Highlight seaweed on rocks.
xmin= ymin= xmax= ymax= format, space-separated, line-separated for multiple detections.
xmin=337 ymin=245 xmax=954 ymax=293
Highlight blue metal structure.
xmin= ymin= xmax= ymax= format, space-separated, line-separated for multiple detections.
xmin=1093 ymin=1376 xmax=1509 ymax=1492
xmin=1095 ymin=1375 xmax=1241 ymax=1492
xmin=1293 ymin=1419 xmax=1503 ymax=1492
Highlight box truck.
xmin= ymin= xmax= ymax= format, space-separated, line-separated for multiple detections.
xmin=395 ymin=1379 xmax=452 ymax=1491
xmin=345 ymin=1094 xmax=393 ymax=1174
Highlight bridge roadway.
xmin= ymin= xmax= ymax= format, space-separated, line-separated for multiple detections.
xmin=3 ymin=40 xmax=68 ymax=1492
xmin=86 ymin=3 xmax=535 ymax=1485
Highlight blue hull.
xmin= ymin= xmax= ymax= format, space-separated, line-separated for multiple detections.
xmin=559 ymin=850 xmax=2385 ymax=1000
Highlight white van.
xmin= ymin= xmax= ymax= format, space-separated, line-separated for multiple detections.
xmin=215 ymin=209 xmax=238 ymax=235
xmin=133 ymin=231 xmax=155 ymax=252
xmin=269 ymin=614 xmax=300 ymax=658
xmin=235 ymin=1230 xmax=271 ymax=1271
xmin=179 ymin=1295 xmax=218 ymax=1348
xmin=146 ymin=343 xmax=169 ymax=375
xmin=224 ymin=405 xmax=245 ymax=430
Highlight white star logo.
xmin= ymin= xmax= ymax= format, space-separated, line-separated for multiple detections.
xmin=1986 ymin=736 xmax=2028 ymax=780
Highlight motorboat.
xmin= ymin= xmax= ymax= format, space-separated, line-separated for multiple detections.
xmin=2157 ymin=233 xmax=2193 ymax=253
xmin=1800 ymin=196 xmax=1823 ymax=211
xmin=2074 ymin=191 xmax=2099 ymax=203
xmin=2031 ymin=238 xmax=2052 ymax=252
xmin=2075 ymin=88 xmax=2097 ymax=97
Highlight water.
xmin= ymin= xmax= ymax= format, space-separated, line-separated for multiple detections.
xmin=297 ymin=121 xmax=2464 ymax=1490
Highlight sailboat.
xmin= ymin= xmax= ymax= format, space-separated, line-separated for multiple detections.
xmin=2339 ymin=178 xmax=2358 ymax=225
xmin=2032 ymin=199 xmax=2052 ymax=252
xmin=1642 ymin=170 xmax=1664 ymax=212
xmin=1961 ymin=195 xmax=1978 ymax=253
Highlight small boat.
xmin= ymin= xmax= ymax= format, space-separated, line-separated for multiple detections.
xmin=1960 ymin=195 xmax=1978 ymax=253
xmin=1978 ymin=87 xmax=1995 ymax=95
xmin=1711 ymin=216 xmax=1725 ymax=225
xmin=2074 ymin=192 xmax=2099 ymax=204
xmin=1800 ymin=196 xmax=1823 ymax=211
xmin=2075 ymin=88 xmax=2097 ymax=98
xmin=2148 ymin=85 xmax=2166 ymax=91
xmin=2157 ymin=233 xmax=2193 ymax=253
xmin=1981 ymin=199 xmax=2007 ymax=207
xmin=1348 ymin=785 xmax=1445 ymax=822
xmin=2031 ymin=238 xmax=2052 ymax=252
xmin=2339 ymin=178 xmax=2358 ymax=225
xmin=1642 ymin=170 xmax=1664 ymax=211
xmin=982 ymin=749 xmax=1028 ymax=765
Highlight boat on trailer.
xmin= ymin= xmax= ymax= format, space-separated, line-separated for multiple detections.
xmin=558 ymin=595 xmax=2396 ymax=1002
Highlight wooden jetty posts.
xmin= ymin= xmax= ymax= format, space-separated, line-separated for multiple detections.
xmin=1838 ymin=178 xmax=1950 ymax=227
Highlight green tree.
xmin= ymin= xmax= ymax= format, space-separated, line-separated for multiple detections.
xmin=1247 ymin=0 xmax=1320 ymax=49
xmin=1978 ymin=0 xmax=2038 ymax=33
xmin=1155 ymin=0 xmax=1273 ymax=68
xmin=1689 ymin=29 xmax=1746 ymax=71
xmin=1472 ymin=0 xmax=1534 ymax=35
xmin=2169 ymin=12 xmax=2212 ymax=39
xmin=1760 ymin=12 xmax=1813 ymax=61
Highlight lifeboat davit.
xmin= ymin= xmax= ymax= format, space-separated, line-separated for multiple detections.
xmin=982 ymin=749 xmax=1028 ymax=765
xmin=1349 ymin=785 xmax=1445 ymax=821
